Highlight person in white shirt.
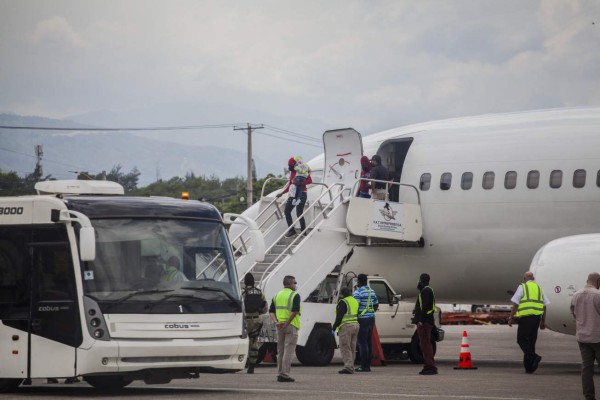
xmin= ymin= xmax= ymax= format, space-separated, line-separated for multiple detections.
xmin=571 ymin=272 xmax=600 ymax=400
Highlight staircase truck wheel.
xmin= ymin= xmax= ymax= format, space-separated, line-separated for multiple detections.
xmin=295 ymin=326 xmax=335 ymax=366
xmin=0 ymin=379 xmax=22 ymax=393
xmin=408 ymin=333 xmax=437 ymax=364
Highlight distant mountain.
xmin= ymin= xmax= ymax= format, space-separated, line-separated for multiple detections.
xmin=0 ymin=113 xmax=282 ymax=186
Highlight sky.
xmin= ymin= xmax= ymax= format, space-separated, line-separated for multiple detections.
xmin=1 ymin=0 xmax=599 ymax=168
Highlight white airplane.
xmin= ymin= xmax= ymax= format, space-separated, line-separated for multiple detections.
xmin=236 ymin=106 xmax=600 ymax=339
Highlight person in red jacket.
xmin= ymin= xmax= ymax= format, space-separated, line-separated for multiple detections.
xmin=356 ymin=155 xmax=372 ymax=198
xmin=276 ymin=156 xmax=313 ymax=237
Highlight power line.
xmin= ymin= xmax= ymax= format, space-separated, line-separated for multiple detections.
xmin=257 ymin=130 xmax=322 ymax=148
xmin=0 ymin=146 xmax=94 ymax=171
xmin=262 ymin=124 xmax=321 ymax=142
xmin=0 ymin=122 xmax=324 ymax=148
xmin=0 ymin=123 xmax=322 ymax=142
xmin=0 ymin=124 xmax=241 ymax=132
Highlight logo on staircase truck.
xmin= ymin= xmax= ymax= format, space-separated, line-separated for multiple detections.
xmin=372 ymin=202 xmax=404 ymax=233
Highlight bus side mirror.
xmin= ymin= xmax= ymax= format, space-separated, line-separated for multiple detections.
xmin=79 ymin=227 xmax=96 ymax=261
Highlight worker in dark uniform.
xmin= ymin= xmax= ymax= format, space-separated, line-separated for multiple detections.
xmin=413 ymin=273 xmax=438 ymax=375
xmin=242 ymin=273 xmax=267 ymax=374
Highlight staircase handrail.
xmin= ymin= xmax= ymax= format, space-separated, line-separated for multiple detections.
xmin=231 ymin=179 xmax=335 ymax=258
xmin=229 ymin=195 xmax=282 ymax=258
xmin=253 ymin=182 xmax=346 ymax=289
xmin=351 ymin=178 xmax=421 ymax=205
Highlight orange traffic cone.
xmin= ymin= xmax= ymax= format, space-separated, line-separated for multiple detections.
xmin=370 ymin=325 xmax=386 ymax=366
xmin=454 ymin=330 xmax=477 ymax=370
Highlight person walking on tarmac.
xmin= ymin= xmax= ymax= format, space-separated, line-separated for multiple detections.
xmin=333 ymin=286 xmax=360 ymax=374
xmin=353 ymin=274 xmax=379 ymax=372
xmin=269 ymin=275 xmax=301 ymax=382
xmin=276 ymin=156 xmax=313 ymax=237
xmin=413 ymin=273 xmax=438 ymax=375
xmin=242 ymin=273 xmax=268 ymax=374
xmin=570 ymin=272 xmax=600 ymax=400
xmin=508 ymin=271 xmax=550 ymax=374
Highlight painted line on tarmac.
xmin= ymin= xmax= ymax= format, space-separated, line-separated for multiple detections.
xmin=162 ymin=385 xmax=541 ymax=400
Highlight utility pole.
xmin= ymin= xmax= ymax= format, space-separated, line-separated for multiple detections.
xmin=33 ymin=145 xmax=43 ymax=181
xmin=234 ymin=124 xmax=263 ymax=209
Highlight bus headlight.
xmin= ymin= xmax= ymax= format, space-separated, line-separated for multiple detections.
xmin=83 ymin=296 xmax=110 ymax=341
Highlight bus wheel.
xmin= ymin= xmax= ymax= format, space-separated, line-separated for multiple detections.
xmin=295 ymin=326 xmax=335 ymax=366
xmin=0 ymin=379 xmax=22 ymax=393
xmin=84 ymin=375 xmax=133 ymax=390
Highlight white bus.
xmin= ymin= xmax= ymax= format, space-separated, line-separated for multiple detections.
xmin=0 ymin=180 xmax=253 ymax=392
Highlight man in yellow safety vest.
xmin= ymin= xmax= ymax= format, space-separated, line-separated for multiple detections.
xmin=333 ymin=286 xmax=359 ymax=374
xmin=269 ymin=275 xmax=301 ymax=382
xmin=508 ymin=271 xmax=549 ymax=373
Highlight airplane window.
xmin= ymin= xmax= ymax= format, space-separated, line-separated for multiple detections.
xmin=527 ymin=171 xmax=540 ymax=189
xmin=461 ymin=172 xmax=473 ymax=190
xmin=482 ymin=171 xmax=495 ymax=190
xmin=440 ymin=173 xmax=452 ymax=190
xmin=573 ymin=169 xmax=586 ymax=188
xmin=420 ymin=173 xmax=431 ymax=191
xmin=597 ymin=170 xmax=600 ymax=188
xmin=550 ymin=170 xmax=563 ymax=188
xmin=505 ymin=171 xmax=517 ymax=189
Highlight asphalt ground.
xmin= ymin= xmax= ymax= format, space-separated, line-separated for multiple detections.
xmin=4 ymin=325 xmax=594 ymax=400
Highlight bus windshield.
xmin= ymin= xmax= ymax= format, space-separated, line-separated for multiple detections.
xmin=82 ymin=218 xmax=241 ymax=314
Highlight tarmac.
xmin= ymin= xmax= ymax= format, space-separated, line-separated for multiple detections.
xmin=7 ymin=325 xmax=592 ymax=400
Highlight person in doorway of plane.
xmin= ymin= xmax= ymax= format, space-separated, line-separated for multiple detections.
xmin=369 ymin=154 xmax=389 ymax=200
xmin=356 ymin=155 xmax=372 ymax=198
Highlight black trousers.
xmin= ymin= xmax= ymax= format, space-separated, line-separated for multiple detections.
xmin=284 ymin=192 xmax=307 ymax=233
xmin=517 ymin=315 xmax=541 ymax=371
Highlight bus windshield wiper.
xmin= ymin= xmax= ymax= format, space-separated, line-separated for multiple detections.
xmin=145 ymin=293 xmax=210 ymax=311
xmin=105 ymin=289 xmax=174 ymax=311
xmin=181 ymin=286 xmax=240 ymax=304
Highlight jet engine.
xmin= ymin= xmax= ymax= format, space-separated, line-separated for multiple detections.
xmin=529 ymin=234 xmax=600 ymax=336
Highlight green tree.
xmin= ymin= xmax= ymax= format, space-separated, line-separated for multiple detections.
xmin=78 ymin=164 xmax=141 ymax=193
xmin=0 ymin=170 xmax=29 ymax=196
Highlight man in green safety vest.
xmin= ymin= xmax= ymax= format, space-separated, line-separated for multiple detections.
xmin=269 ymin=275 xmax=301 ymax=382
xmin=332 ymin=286 xmax=360 ymax=374
xmin=508 ymin=271 xmax=549 ymax=374
xmin=413 ymin=273 xmax=437 ymax=375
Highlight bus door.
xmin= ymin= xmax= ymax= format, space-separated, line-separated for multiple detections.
xmin=28 ymin=227 xmax=82 ymax=378
xmin=0 ymin=227 xmax=30 ymax=379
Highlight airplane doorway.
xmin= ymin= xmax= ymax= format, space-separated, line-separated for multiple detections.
xmin=375 ymin=137 xmax=413 ymax=181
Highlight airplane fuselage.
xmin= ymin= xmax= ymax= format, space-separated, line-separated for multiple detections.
xmin=320 ymin=108 xmax=600 ymax=303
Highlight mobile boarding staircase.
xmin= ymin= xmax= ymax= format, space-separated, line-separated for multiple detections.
xmin=227 ymin=176 xmax=424 ymax=365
